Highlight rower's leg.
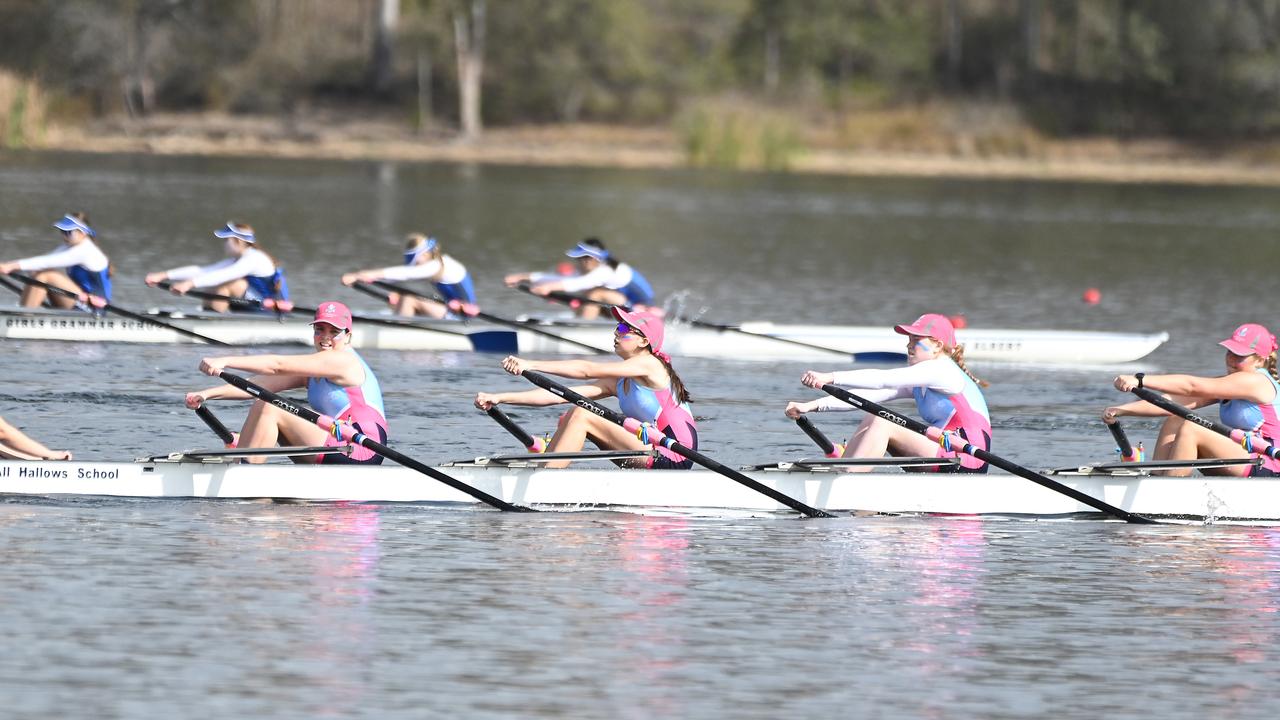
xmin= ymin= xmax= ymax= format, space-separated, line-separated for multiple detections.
xmin=25 ymin=270 xmax=80 ymax=309
xmin=238 ymin=400 xmax=328 ymax=464
xmin=0 ymin=416 xmax=70 ymax=460
xmin=1160 ymin=419 xmax=1253 ymax=477
xmin=545 ymin=406 xmax=646 ymax=468
xmin=581 ymin=289 xmax=628 ymax=319
xmin=397 ymin=296 xmax=448 ymax=318
xmin=205 ymin=278 xmax=249 ymax=312
xmin=840 ymin=415 xmax=938 ymax=472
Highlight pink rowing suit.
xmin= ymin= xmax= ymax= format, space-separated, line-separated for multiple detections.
xmin=615 ymin=378 xmax=697 ymax=469
xmin=911 ymin=369 xmax=992 ymax=473
xmin=1219 ymin=368 xmax=1280 ymax=475
xmin=307 ymin=352 xmax=388 ymax=464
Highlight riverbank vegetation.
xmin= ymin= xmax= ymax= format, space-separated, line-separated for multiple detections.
xmin=3 ymin=1 xmax=1280 ymax=175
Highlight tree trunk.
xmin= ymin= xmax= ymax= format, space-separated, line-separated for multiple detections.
xmin=370 ymin=0 xmax=399 ymax=95
xmin=1021 ymin=0 xmax=1040 ymax=92
xmin=417 ymin=47 xmax=432 ymax=134
xmin=763 ymin=26 xmax=780 ymax=95
xmin=946 ymin=0 xmax=962 ymax=89
xmin=453 ymin=0 xmax=486 ymax=140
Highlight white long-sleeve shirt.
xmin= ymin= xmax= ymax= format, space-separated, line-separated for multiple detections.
xmin=17 ymin=240 xmax=110 ymax=273
xmin=165 ymin=248 xmax=276 ymax=288
xmin=809 ymin=358 xmax=969 ymax=412
xmin=530 ymin=263 xmax=636 ymax=293
xmin=378 ymin=254 xmax=468 ymax=284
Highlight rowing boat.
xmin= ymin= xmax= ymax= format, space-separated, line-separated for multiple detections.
xmin=0 ymin=452 xmax=1268 ymax=522
xmin=0 ymin=306 xmax=1170 ymax=364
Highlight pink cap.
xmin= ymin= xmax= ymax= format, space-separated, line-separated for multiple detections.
xmin=311 ymin=301 xmax=353 ymax=332
xmin=611 ymin=306 xmax=666 ymax=357
xmin=894 ymin=313 xmax=957 ymax=349
xmin=1220 ymin=323 xmax=1276 ymax=357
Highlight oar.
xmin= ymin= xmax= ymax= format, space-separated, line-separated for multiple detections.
xmin=0 ymin=274 xmax=24 ymax=296
xmin=155 ymin=281 xmax=517 ymax=352
xmin=374 ymin=279 xmax=611 ymax=354
xmin=522 ymin=370 xmax=835 ymax=518
xmin=819 ymin=383 xmax=1156 ymax=524
xmin=348 ymin=280 xmax=395 ymax=304
xmin=217 ymin=371 xmax=535 ymax=512
xmin=1105 ymin=420 xmax=1141 ymax=462
xmin=794 ymin=416 xmax=845 ymax=458
xmin=485 ymin=406 xmax=546 ymax=452
xmin=1131 ymin=387 xmax=1280 ymax=462
xmin=9 ymin=272 xmax=230 ymax=346
xmin=512 ymin=282 xmax=899 ymax=362
xmin=194 ymin=403 xmax=238 ymax=447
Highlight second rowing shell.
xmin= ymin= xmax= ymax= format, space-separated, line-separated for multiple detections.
xmin=0 ymin=306 xmax=1169 ymax=364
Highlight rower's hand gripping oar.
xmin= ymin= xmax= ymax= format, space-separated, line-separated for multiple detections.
xmin=9 ymin=272 xmax=231 ymax=346
xmin=194 ymin=403 xmax=239 ymax=447
xmin=794 ymin=416 xmax=845 ymax=458
xmin=1130 ymin=386 xmax=1280 ymax=462
xmin=216 ymin=372 xmax=535 ymax=512
xmin=485 ymin=406 xmax=547 ymax=453
xmin=521 ymin=370 xmax=835 ymax=518
xmin=819 ymin=384 xmax=1157 ymax=524
xmin=375 ymin=279 xmax=612 ymax=355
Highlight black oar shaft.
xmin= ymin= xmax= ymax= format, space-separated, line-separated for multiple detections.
xmin=377 ymin=279 xmax=611 ymax=354
xmin=349 ymin=281 xmax=394 ymax=303
xmin=486 ymin=407 xmax=543 ymax=451
xmin=1106 ymin=421 xmax=1136 ymax=460
xmin=820 ymin=384 xmax=1156 ymax=524
xmin=523 ymin=370 xmax=834 ymax=518
xmin=194 ymin=404 xmax=237 ymax=446
xmin=795 ymin=416 xmax=838 ymax=456
xmin=11 ymin=273 xmax=230 ymax=345
xmin=217 ymin=372 xmax=534 ymax=512
xmin=1132 ymin=387 xmax=1280 ymax=460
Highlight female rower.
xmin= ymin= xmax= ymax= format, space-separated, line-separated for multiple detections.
xmin=1105 ymin=323 xmax=1280 ymax=477
xmin=504 ymin=237 xmax=655 ymax=319
xmin=340 ymin=233 xmax=477 ymax=318
xmin=784 ymin=313 xmax=991 ymax=473
xmin=145 ymin=222 xmax=289 ymax=313
xmin=185 ymin=301 xmax=388 ymax=465
xmin=0 ymin=213 xmax=111 ymax=308
xmin=0 ymin=416 xmax=71 ymax=461
xmin=473 ymin=307 xmax=696 ymax=469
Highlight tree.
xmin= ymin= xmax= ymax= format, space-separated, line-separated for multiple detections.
xmin=452 ymin=0 xmax=485 ymax=138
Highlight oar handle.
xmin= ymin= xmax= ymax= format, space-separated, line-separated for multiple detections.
xmin=486 ymin=406 xmax=546 ymax=452
xmin=349 ymin=281 xmax=394 ymax=304
xmin=155 ymin=280 xmax=264 ymax=311
xmin=523 ymin=371 xmax=834 ymax=518
xmin=1105 ymin=421 xmax=1139 ymax=461
xmin=216 ymin=371 xmax=534 ymax=511
xmin=794 ymin=416 xmax=842 ymax=458
xmin=194 ymin=404 xmax=238 ymax=447
xmin=1132 ymin=387 xmax=1280 ymax=460
xmin=820 ymin=384 xmax=1156 ymax=524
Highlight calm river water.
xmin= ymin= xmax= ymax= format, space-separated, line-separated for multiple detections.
xmin=2 ymin=151 xmax=1280 ymax=718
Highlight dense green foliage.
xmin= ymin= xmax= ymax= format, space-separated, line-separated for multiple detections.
xmin=3 ymin=0 xmax=1280 ymax=139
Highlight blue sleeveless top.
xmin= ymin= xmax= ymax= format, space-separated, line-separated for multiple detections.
xmin=68 ymin=266 xmax=111 ymax=301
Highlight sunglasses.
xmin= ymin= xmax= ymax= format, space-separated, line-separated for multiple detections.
xmin=615 ymin=323 xmax=644 ymax=338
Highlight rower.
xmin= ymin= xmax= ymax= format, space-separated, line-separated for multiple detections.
xmin=785 ymin=313 xmax=992 ymax=473
xmin=0 ymin=213 xmax=111 ymax=309
xmin=0 ymin=415 xmax=71 ymax=461
xmin=504 ymin=237 xmax=655 ymax=319
xmin=340 ymin=233 xmax=477 ymax=318
xmin=474 ymin=307 xmax=696 ymax=469
xmin=185 ymin=301 xmax=389 ymax=465
xmin=145 ymin=222 xmax=289 ymax=313
xmin=1106 ymin=323 xmax=1280 ymax=477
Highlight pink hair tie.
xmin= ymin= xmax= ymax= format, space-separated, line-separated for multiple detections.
xmin=654 ymin=350 xmax=672 ymax=364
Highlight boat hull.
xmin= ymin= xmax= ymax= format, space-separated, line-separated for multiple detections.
xmin=0 ymin=460 xmax=1266 ymax=521
xmin=0 ymin=307 xmax=1169 ymax=364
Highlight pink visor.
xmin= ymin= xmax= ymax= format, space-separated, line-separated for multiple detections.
xmin=611 ymin=306 xmax=664 ymax=355
xmin=894 ymin=313 xmax=956 ymax=349
xmin=1220 ymin=323 xmax=1276 ymax=357
xmin=311 ymin=301 xmax=353 ymax=332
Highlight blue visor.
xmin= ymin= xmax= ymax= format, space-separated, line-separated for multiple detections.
xmin=52 ymin=215 xmax=94 ymax=237
xmin=213 ymin=222 xmax=255 ymax=244
xmin=403 ymin=237 xmax=438 ymax=265
xmin=565 ymin=243 xmax=609 ymax=262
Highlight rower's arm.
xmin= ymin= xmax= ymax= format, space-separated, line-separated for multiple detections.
xmin=477 ymin=380 xmax=611 ymax=408
xmin=207 ymin=352 xmax=362 ymax=387
xmin=193 ymin=373 xmax=305 ymax=403
xmin=520 ymin=356 xmax=653 ymax=381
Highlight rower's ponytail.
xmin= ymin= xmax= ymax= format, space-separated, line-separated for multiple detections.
xmin=948 ymin=345 xmax=989 ymax=388
xmin=653 ymin=352 xmax=692 ymax=404
xmin=1266 ymin=352 xmax=1279 ymax=382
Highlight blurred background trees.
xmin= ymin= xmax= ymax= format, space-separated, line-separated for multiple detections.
xmin=3 ymin=0 xmax=1280 ymax=154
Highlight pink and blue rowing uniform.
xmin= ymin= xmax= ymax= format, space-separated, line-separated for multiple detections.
xmin=1219 ymin=368 xmax=1280 ymax=476
xmin=307 ymin=352 xmax=388 ymax=465
xmin=911 ymin=376 xmax=992 ymax=473
xmin=615 ymin=377 xmax=697 ymax=469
